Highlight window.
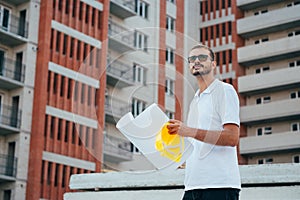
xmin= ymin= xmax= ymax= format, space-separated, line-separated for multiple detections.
xmin=130 ymin=142 xmax=140 ymax=153
xmin=256 ymin=96 xmax=271 ymax=104
xmin=255 ymin=66 xmax=270 ymax=74
xmin=0 ymin=49 xmax=4 ymax=75
xmin=258 ymin=158 xmax=273 ymax=164
xmin=167 ymin=0 xmax=176 ymax=4
xmin=132 ymin=98 xmax=146 ymax=117
xmin=291 ymin=122 xmax=300 ymax=132
xmin=72 ymin=0 xmax=77 ymax=17
xmin=134 ymin=31 xmax=148 ymax=51
xmin=287 ymin=1 xmax=300 ymax=7
xmin=56 ymin=32 xmax=61 ymax=52
xmin=254 ymin=37 xmax=269 ymax=44
xmin=288 ymin=30 xmax=300 ymax=37
xmin=133 ymin=63 xmax=146 ymax=84
xmin=63 ymin=34 xmax=68 ymax=55
xmin=135 ymin=0 xmax=149 ymax=19
xmin=166 ymin=110 xmax=174 ymax=119
xmin=254 ymin=9 xmax=268 ymax=15
xmin=0 ymin=94 xmax=2 ymax=121
xmin=70 ymin=38 xmax=74 ymax=58
xmin=290 ymin=90 xmax=300 ymax=99
xmin=289 ymin=60 xmax=300 ymax=67
xmin=293 ymin=155 xmax=300 ymax=163
xmin=0 ymin=6 xmax=11 ymax=31
xmin=165 ymin=78 xmax=174 ymax=96
xmin=166 ymin=15 xmax=175 ymax=32
xmin=199 ymin=1 xmax=203 ymax=15
xmin=256 ymin=127 xmax=272 ymax=136
xmin=166 ymin=47 xmax=174 ymax=64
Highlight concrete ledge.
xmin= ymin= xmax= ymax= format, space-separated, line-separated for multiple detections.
xmin=65 ymin=163 xmax=300 ymax=200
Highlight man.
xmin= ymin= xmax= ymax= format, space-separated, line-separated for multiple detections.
xmin=167 ymin=44 xmax=241 ymax=200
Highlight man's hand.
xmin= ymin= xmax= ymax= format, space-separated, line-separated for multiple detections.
xmin=167 ymin=119 xmax=196 ymax=138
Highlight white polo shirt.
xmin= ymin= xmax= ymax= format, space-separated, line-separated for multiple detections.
xmin=185 ymin=79 xmax=241 ymax=190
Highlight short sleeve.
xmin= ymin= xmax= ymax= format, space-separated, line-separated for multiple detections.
xmin=220 ymin=85 xmax=240 ymax=127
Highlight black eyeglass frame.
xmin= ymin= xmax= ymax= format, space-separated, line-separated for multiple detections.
xmin=187 ymin=54 xmax=213 ymax=63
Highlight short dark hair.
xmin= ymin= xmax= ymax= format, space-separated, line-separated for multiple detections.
xmin=190 ymin=44 xmax=215 ymax=61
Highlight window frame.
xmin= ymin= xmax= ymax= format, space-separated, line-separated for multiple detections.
xmin=165 ymin=78 xmax=175 ymax=96
xmin=256 ymin=126 xmax=272 ymax=136
xmin=134 ymin=31 xmax=148 ymax=52
xmin=291 ymin=122 xmax=300 ymax=132
xmin=135 ymin=0 xmax=149 ymax=19
xmin=166 ymin=15 xmax=175 ymax=32
xmin=0 ymin=5 xmax=11 ymax=31
xmin=131 ymin=98 xmax=146 ymax=117
xmin=133 ymin=63 xmax=146 ymax=84
xmin=166 ymin=47 xmax=174 ymax=64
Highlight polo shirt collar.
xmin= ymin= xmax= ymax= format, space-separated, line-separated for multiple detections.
xmin=195 ymin=79 xmax=219 ymax=96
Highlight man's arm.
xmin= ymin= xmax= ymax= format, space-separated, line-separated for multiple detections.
xmin=167 ymin=119 xmax=239 ymax=147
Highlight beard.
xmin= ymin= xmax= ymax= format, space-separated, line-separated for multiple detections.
xmin=192 ymin=63 xmax=212 ymax=76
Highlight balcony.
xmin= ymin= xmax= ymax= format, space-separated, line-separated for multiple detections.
xmin=108 ymin=20 xmax=135 ymax=53
xmin=103 ymin=134 xmax=133 ymax=162
xmin=0 ymin=104 xmax=22 ymax=135
xmin=0 ymin=57 xmax=26 ymax=90
xmin=0 ymin=154 xmax=17 ymax=182
xmin=240 ymin=131 xmax=300 ymax=155
xmin=2 ymin=0 xmax=29 ymax=6
xmin=238 ymin=67 xmax=300 ymax=95
xmin=105 ymin=95 xmax=130 ymax=124
xmin=106 ymin=58 xmax=135 ymax=88
xmin=0 ymin=13 xmax=28 ymax=46
xmin=237 ymin=6 xmax=300 ymax=38
xmin=110 ymin=0 xmax=136 ymax=19
xmin=238 ymin=35 xmax=300 ymax=66
xmin=237 ymin=0 xmax=283 ymax=10
xmin=240 ymin=99 xmax=300 ymax=125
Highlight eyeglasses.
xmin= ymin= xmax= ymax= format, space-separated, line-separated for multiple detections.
xmin=187 ymin=54 xmax=212 ymax=63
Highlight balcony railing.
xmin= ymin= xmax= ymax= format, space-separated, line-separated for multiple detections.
xmin=105 ymin=95 xmax=130 ymax=123
xmin=240 ymin=131 xmax=300 ymax=155
xmin=0 ymin=57 xmax=26 ymax=89
xmin=103 ymin=134 xmax=133 ymax=162
xmin=238 ymin=35 xmax=300 ymax=66
xmin=237 ymin=6 xmax=300 ymax=38
xmin=0 ymin=153 xmax=17 ymax=178
xmin=0 ymin=12 xmax=28 ymax=46
xmin=238 ymin=66 xmax=300 ymax=95
xmin=2 ymin=0 xmax=30 ymax=6
xmin=110 ymin=0 xmax=136 ymax=19
xmin=107 ymin=58 xmax=134 ymax=88
xmin=108 ymin=20 xmax=135 ymax=53
xmin=237 ymin=0 xmax=283 ymax=10
xmin=240 ymin=98 xmax=300 ymax=125
xmin=0 ymin=104 xmax=22 ymax=129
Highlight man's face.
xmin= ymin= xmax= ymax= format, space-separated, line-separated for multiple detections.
xmin=188 ymin=48 xmax=214 ymax=77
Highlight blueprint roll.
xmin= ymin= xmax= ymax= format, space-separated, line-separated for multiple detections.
xmin=116 ymin=103 xmax=193 ymax=171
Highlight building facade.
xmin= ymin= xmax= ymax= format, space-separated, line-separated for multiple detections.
xmin=103 ymin=0 xmax=187 ymax=171
xmin=0 ymin=0 xmax=39 ymax=199
xmin=237 ymin=0 xmax=300 ymax=165
xmin=26 ymin=0 xmax=109 ymax=199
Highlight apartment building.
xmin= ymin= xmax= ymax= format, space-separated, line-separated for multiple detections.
xmin=186 ymin=0 xmax=247 ymax=164
xmin=26 ymin=0 xmax=109 ymax=199
xmin=103 ymin=0 xmax=186 ymax=171
xmin=237 ymin=0 xmax=300 ymax=165
xmin=0 ymin=0 xmax=39 ymax=199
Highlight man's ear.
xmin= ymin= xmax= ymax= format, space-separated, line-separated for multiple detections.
xmin=211 ymin=61 xmax=217 ymax=69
